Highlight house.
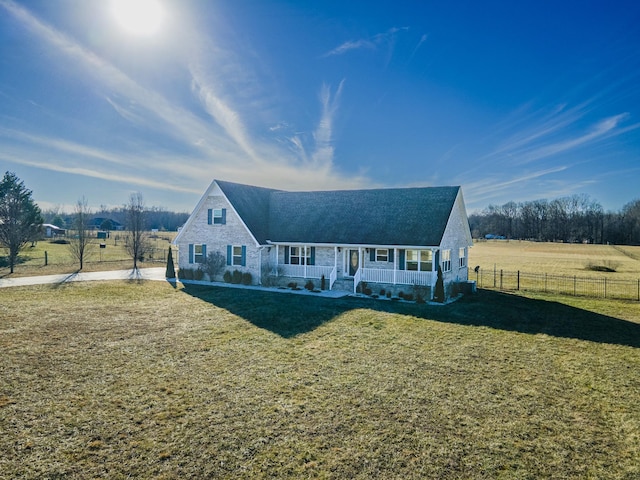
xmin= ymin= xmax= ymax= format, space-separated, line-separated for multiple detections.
xmin=43 ymin=223 xmax=65 ymax=238
xmin=173 ymin=179 xmax=473 ymax=300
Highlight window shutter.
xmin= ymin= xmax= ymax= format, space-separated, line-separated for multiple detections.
xmin=226 ymin=245 xmax=232 ymax=265
xmin=370 ymin=249 xmax=375 ymax=262
xmin=284 ymin=246 xmax=290 ymax=264
xmin=207 ymin=209 xmax=212 ymax=225
xmin=221 ymin=208 xmax=226 ymax=224
xmin=398 ymin=249 xmax=405 ymax=270
xmin=202 ymin=244 xmax=207 ymax=262
xmin=389 ymin=249 xmax=394 ymax=263
xmin=310 ymin=247 xmax=316 ymax=265
xmin=189 ymin=244 xmax=194 ymax=264
xmin=241 ymin=246 xmax=247 ymax=266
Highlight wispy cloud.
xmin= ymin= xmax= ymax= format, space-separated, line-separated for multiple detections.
xmin=310 ymin=80 xmax=345 ymax=169
xmin=408 ymin=33 xmax=428 ymax=63
xmin=322 ymin=27 xmax=409 ymax=57
xmin=0 ymin=0 xmax=375 ymax=200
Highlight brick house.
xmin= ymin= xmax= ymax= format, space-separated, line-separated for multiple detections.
xmin=173 ymin=179 xmax=473 ymax=299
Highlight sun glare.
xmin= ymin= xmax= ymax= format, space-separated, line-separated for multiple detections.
xmin=112 ymin=0 xmax=164 ymax=36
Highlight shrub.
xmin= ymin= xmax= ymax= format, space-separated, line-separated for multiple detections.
xmin=202 ymin=251 xmax=227 ymax=280
xmin=165 ymin=246 xmax=175 ymax=278
xmin=305 ymin=280 xmax=315 ymax=291
xmin=434 ymin=266 xmax=445 ymax=303
xmin=288 ymin=282 xmax=298 ymax=289
xmin=223 ymin=270 xmax=232 ymax=283
xmin=412 ymin=284 xmax=429 ymax=304
xmin=585 ymin=260 xmax=620 ymax=273
xmin=398 ymin=291 xmax=404 ymax=299
xmin=321 ymin=275 xmax=326 ymax=290
xmin=231 ymin=270 xmax=243 ymax=284
xmin=242 ymin=272 xmax=252 ymax=285
xmin=386 ymin=291 xmax=392 ymax=298
xmin=403 ymin=293 xmax=414 ymax=301
xmin=179 ymin=268 xmax=194 ymax=280
xmin=193 ymin=269 xmax=204 ymax=281
xmin=379 ymin=288 xmax=386 ymax=296
xmin=364 ymin=287 xmax=372 ymax=296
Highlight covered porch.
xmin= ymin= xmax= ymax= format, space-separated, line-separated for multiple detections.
xmin=270 ymin=244 xmax=438 ymax=294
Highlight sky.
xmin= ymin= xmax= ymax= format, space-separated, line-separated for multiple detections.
xmin=1 ymin=0 xmax=639 ymax=214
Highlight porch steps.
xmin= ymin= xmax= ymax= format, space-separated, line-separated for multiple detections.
xmin=331 ymin=278 xmax=354 ymax=292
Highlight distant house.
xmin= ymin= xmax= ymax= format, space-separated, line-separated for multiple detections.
xmin=173 ymin=180 xmax=473 ymax=300
xmin=43 ymin=223 xmax=65 ymax=238
xmin=89 ymin=218 xmax=124 ymax=231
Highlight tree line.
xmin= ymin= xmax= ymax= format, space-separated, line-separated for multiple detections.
xmin=469 ymin=194 xmax=640 ymax=245
xmin=42 ymin=204 xmax=189 ymax=232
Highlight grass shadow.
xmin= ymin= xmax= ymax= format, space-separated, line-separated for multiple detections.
xmin=181 ymin=284 xmax=640 ymax=347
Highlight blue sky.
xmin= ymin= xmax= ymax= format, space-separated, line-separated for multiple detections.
xmin=1 ymin=0 xmax=639 ymax=213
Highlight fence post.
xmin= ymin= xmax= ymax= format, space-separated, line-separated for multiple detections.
xmin=517 ymin=270 xmax=520 ymax=291
xmin=493 ymin=264 xmax=496 ymax=288
xmin=574 ymin=276 xmax=577 ymax=296
xmin=604 ymin=277 xmax=607 ymax=299
xmin=44 ymin=251 xmax=48 ymax=266
xmin=500 ymin=269 xmax=503 ymax=290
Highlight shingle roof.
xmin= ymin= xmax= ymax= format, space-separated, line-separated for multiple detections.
xmin=216 ymin=180 xmax=460 ymax=247
xmin=216 ymin=180 xmax=281 ymax=245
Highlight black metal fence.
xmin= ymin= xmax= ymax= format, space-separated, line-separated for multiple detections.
xmin=470 ymin=267 xmax=640 ymax=301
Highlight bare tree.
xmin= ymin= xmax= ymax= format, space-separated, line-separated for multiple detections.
xmin=125 ymin=192 xmax=150 ymax=270
xmin=68 ymin=197 xmax=94 ymax=270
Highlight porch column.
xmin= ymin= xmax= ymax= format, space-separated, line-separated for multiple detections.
xmin=275 ymin=245 xmax=279 ymax=276
xmin=393 ymin=248 xmax=397 ymax=284
xmin=334 ymin=246 xmax=338 ymax=271
xmin=431 ymin=248 xmax=437 ymax=300
xmin=304 ymin=245 xmax=308 ymax=278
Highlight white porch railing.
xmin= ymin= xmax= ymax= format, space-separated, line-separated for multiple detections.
xmin=361 ymin=268 xmax=434 ymax=286
xmin=353 ymin=267 xmax=362 ymax=293
xmin=329 ymin=267 xmax=337 ymax=290
xmin=278 ymin=264 xmax=335 ymax=281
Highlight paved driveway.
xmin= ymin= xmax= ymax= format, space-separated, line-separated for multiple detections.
xmin=0 ymin=267 xmax=166 ymax=288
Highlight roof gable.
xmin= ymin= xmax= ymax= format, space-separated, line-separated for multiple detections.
xmin=216 ymin=180 xmax=281 ymax=245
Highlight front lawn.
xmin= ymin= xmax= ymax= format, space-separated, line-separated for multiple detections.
xmin=0 ymin=282 xmax=638 ymax=479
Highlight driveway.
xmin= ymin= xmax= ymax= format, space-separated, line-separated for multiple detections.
xmin=0 ymin=267 xmax=166 ymax=288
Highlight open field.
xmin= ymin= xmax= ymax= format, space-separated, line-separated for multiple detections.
xmin=1 ymin=281 xmax=639 ymax=479
xmin=0 ymin=232 xmax=175 ymax=278
xmin=469 ymin=240 xmax=640 ymax=281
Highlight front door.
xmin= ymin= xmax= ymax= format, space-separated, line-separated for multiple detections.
xmin=348 ymin=249 xmax=359 ymax=276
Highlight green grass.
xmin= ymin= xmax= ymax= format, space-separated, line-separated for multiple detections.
xmin=0 ymin=281 xmax=639 ymax=479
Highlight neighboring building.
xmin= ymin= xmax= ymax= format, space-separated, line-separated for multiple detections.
xmin=173 ymin=179 xmax=473 ymax=299
xmin=88 ymin=218 xmax=124 ymax=231
xmin=43 ymin=223 xmax=65 ymax=238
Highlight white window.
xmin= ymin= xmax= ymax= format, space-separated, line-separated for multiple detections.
xmin=405 ymin=250 xmax=432 ymax=271
xmin=232 ymin=246 xmax=243 ymax=266
xmin=442 ymin=249 xmax=451 ymax=272
xmin=376 ymin=249 xmax=388 ymax=262
xmin=213 ymin=209 xmax=224 ymax=224
xmin=290 ymin=246 xmax=301 ymax=265
xmin=459 ymin=247 xmax=467 ymax=268
xmin=420 ymin=250 xmax=433 ymax=271
xmin=289 ymin=246 xmax=311 ymax=265
xmin=194 ymin=244 xmax=204 ymax=263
